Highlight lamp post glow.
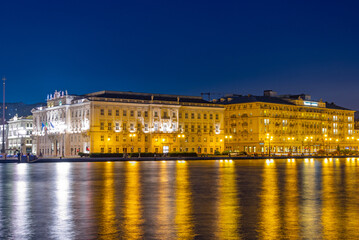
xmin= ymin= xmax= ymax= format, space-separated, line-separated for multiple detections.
xmin=225 ymin=135 xmax=232 ymax=152
xmin=177 ymin=134 xmax=185 ymax=152
xmin=266 ymin=133 xmax=273 ymax=156
xmin=129 ymin=133 xmax=136 ymax=152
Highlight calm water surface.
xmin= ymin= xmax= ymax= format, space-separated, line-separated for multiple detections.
xmin=0 ymin=158 xmax=359 ymax=239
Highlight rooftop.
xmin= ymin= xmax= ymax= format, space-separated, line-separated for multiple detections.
xmin=216 ymin=91 xmax=352 ymax=111
xmin=84 ymin=90 xmax=212 ymax=104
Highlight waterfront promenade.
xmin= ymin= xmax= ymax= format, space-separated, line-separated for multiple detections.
xmin=1 ymin=155 xmax=359 ymax=163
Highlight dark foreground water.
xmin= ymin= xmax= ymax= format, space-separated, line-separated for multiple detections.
xmin=0 ymin=158 xmax=359 ymax=239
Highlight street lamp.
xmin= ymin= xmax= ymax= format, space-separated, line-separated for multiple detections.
xmin=129 ymin=133 xmax=136 ymax=153
xmin=287 ymin=137 xmax=295 ymax=155
xmin=266 ymin=133 xmax=273 ymax=156
xmin=177 ymin=134 xmax=185 ymax=152
xmin=323 ymin=134 xmax=328 ymax=153
xmin=225 ymin=135 xmax=232 ymax=152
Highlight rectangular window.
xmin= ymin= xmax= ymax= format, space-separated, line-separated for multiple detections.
xmin=210 ymin=114 xmax=213 ymax=119
xmin=130 ymin=110 xmax=134 ymax=117
xmin=191 ymin=113 xmax=194 ymax=119
xmin=137 ymin=111 xmax=141 ymax=117
xmin=100 ymin=122 xmax=104 ymax=130
xmin=154 ymin=112 xmax=158 ymax=117
xmin=108 ymin=122 xmax=112 ymax=130
xmin=108 ymin=110 xmax=112 ymax=116
xmin=116 ymin=109 xmax=119 ymax=116
xmin=204 ymin=114 xmax=207 ymax=119
xmin=145 ymin=111 xmax=148 ymax=117
xmin=198 ymin=113 xmax=201 ymax=119
xmin=101 ymin=148 xmax=104 ymax=153
xmin=123 ymin=110 xmax=127 ymax=116
xmin=100 ymin=109 xmax=104 ymax=115
xmin=101 ymin=136 xmax=104 ymax=141
xmin=115 ymin=122 xmax=120 ymax=131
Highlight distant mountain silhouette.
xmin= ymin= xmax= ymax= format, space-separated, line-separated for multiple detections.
xmin=0 ymin=102 xmax=44 ymax=121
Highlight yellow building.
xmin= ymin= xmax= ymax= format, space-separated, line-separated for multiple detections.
xmin=32 ymin=90 xmax=224 ymax=157
xmin=219 ymin=90 xmax=356 ymax=155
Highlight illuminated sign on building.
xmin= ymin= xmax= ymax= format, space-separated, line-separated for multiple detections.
xmin=304 ymin=101 xmax=318 ymax=107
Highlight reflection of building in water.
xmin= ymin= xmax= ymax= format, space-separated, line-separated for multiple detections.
xmin=344 ymin=158 xmax=359 ymax=238
xmin=300 ymin=159 xmax=321 ymax=239
xmin=322 ymin=159 xmax=340 ymax=239
xmin=283 ymin=159 xmax=299 ymax=238
xmin=12 ymin=165 xmax=31 ymax=238
xmin=155 ymin=161 xmax=176 ymax=238
xmin=100 ymin=162 xmax=117 ymax=236
xmin=52 ymin=163 xmax=73 ymax=238
xmin=175 ymin=161 xmax=194 ymax=239
xmin=7 ymin=115 xmax=33 ymax=154
xmin=259 ymin=160 xmax=279 ymax=239
xmin=32 ymin=90 xmax=224 ymax=157
xmin=124 ymin=162 xmax=143 ymax=239
xmin=216 ymin=160 xmax=240 ymax=239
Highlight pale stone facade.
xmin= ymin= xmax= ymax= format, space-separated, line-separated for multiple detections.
xmin=32 ymin=90 xmax=225 ymax=157
xmin=7 ymin=115 xmax=33 ymax=154
xmin=220 ymin=91 xmax=356 ymax=155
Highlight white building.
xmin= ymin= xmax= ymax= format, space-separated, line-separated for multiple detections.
xmin=32 ymin=90 xmax=90 ymax=157
xmin=7 ymin=115 xmax=33 ymax=154
xmin=32 ymin=90 xmax=225 ymax=157
xmin=0 ymin=121 xmax=8 ymax=153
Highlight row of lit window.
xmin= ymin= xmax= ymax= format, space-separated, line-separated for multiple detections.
xmin=99 ymin=108 xmax=219 ymax=120
xmin=99 ymin=147 xmax=218 ymax=154
xmin=100 ymin=135 xmax=222 ymax=143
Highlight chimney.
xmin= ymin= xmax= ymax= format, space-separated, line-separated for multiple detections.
xmin=263 ymin=90 xmax=277 ymax=97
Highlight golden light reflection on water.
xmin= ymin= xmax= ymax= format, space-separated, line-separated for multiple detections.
xmin=123 ymin=161 xmax=143 ymax=239
xmin=344 ymin=158 xmax=359 ymax=238
xmin=99 ymin=162 xmax=117 ymax=238
xmin=259 ymin=160 xmax=280 ymax=240
xmin=216 ymin=160 xmax=240 ymax=239
xmin=175 ymin=161 xmax=194 ymax=240
xmin=283 ymin=159 xmax=299 ymax=239
xmin=321 ymin=158 xmax=339 ymax=239
xmin=156 ymin=161 xmax=175 ymax=238
xmin=301 ymin=159 xmax=321 ymax=239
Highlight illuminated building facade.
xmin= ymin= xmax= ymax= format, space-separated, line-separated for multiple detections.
xmin=32 ymin=90 xmax=224 ymax=157
xmin=0 ymin=121 xmax=8 ymax=154
xmin=219 ymin=90 xmax=356 ymax=155
xmin=7 ymin=115 xmax=33 ymax=154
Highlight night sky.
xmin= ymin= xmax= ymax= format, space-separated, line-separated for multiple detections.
xmin=1 ymin=0 xmax=359 ymax=109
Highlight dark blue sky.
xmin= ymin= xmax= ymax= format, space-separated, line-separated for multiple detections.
xmin=1 ymin=0 xmax=359 ymax=109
